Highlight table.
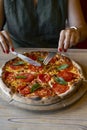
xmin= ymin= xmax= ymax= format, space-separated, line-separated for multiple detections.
xmin=0 ymin=48 xmax=87 ymax=130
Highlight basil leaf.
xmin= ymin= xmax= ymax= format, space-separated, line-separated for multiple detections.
xmin=56 ymin=64 xmax=69 ymax=70
xmin=30 ymin=83 xmax=41 ymax=93
xmin=13 ymin=61 xmax=25 ymax=66
xmin=54 ymin=76 xmax=68 ymax=85
xmin=38 ymin=57 xmax=44 ymax=62
xmin=15 ymin=75 xmax=27 ymax=79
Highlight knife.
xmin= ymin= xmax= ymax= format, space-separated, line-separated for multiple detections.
xmin=11 ymin=51 xmax=41 ymax=66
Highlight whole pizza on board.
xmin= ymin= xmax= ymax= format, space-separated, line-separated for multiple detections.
xmin=0 ymin=51 xmax=85 ymax=105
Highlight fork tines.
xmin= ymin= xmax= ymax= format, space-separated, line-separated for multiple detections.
xmin=43 ymin=52 xmax=56 ymax=65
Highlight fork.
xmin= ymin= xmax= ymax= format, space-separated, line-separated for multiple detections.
xmin=43 ymin=50 xmax=71 ymax=65
xmin=43 ymin=52 xmax=56 ymax=65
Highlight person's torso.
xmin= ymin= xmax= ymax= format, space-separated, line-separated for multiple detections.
xmin=4 ymin=0 xmax=68 ymax=48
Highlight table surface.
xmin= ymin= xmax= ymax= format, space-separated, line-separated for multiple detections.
xmin=0 ymin=48 xmax=87 ymax=130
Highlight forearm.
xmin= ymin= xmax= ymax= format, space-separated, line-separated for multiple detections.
xmin=68 ymin=0 xmax=87 ymax=42
xmin=0 ymin=0 xmax=5 ymax=30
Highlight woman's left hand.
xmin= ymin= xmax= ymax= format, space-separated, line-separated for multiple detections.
xmin=58 ymin=27 xmax=80 ymax=52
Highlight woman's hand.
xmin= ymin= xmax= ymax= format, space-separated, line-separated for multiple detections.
xmin=0 ymin=30 xmax=14 ymax=53
xmin=58 ymin=0 xmax=87 ymax=52
xmin=58 ymin=27 xmax=80 ymax=52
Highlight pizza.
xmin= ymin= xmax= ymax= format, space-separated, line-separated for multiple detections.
xmin=0 ymin=51 xmax=85 ymax=105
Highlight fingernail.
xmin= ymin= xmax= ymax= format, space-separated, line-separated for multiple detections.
xmin=11 ymin=47 xmax=14 ymax=51
xmin=58 ymin=48 xmax=62 ymax=52
xmin=6 ymin=50 xmax=9 ymax=54
xmin=64 ymin=49 xmax=67 ymax=52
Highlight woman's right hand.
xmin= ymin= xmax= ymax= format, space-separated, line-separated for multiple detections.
xmin=0 ymin=30 xmax=14 ymax=53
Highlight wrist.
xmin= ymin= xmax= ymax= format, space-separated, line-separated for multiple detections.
xmin=70 ymin=26 xmax=81 ymax=41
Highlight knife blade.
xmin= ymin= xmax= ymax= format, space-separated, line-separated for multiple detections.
xmin=11 ymin=51 xmax=41 ymax=66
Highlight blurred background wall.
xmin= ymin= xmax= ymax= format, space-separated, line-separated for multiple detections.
xmin=76 ymin=0 xmax=87 ymax=49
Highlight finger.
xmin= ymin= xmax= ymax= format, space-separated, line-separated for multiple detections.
xmin=0 ymin=32 xmax=9 ymax=53
xmin=58 ymin=30 xmax=65 ymax=52
xmin=1 ymin=31 xmax=14 ymax=51
xmin=70 ymin=32 xmax=75 ymax=47
xmin=64 ymin=30 xmax=71 ymax=50
xmin=0 ymin=42 xmax=5 ymax=53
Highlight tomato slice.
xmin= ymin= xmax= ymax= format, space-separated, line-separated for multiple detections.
xmin=10 ymin=65 xmax=22 ymax=70
xmin=52 ymin=83 xmax=69 ymax=94
xmin=58 ymin=70 xmax=75 ymax=82
xmin=35 ymin=88 xmax=53 ymax=97
xmin=17 ymin=86 xmax=26 ymax=92
xmin=17 ymin=86 xmax=30 ymax=96
xmin=2 ymin=71 xmax=14 ymax=81
xmin=16 ymin=73 xmax=35 ymax=82
xmin=2 ymin=71 xmax=11 ymax=78
xmin=38 ymin=74 xmax=51 ymax=83
xmin=23 ymin=73 xmax=35 ymax=82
